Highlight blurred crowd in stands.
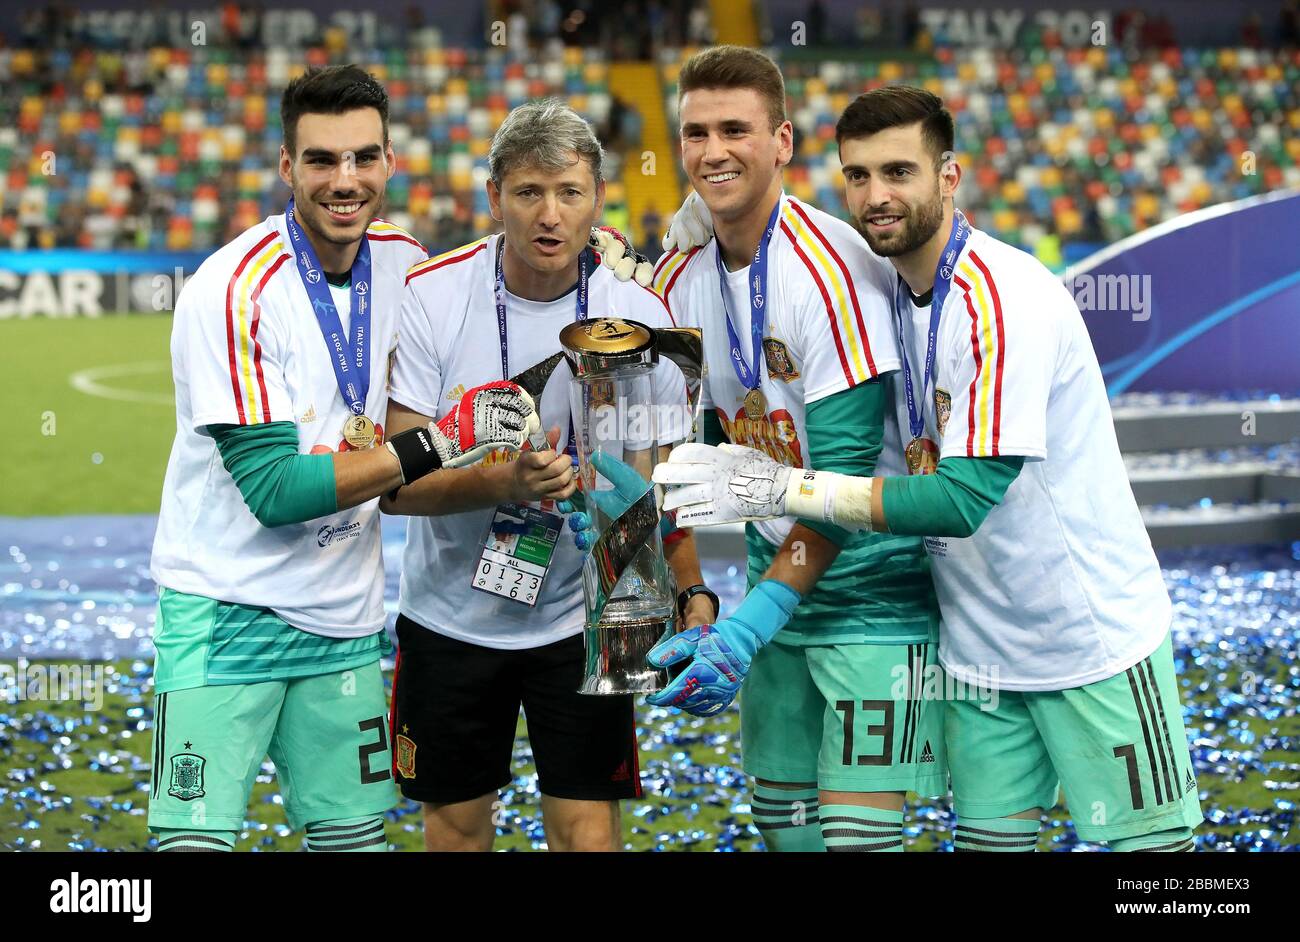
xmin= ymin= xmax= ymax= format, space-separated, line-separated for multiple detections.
xmin=665 ymin=43 xmax=1300 ymax=261
xmin=1 ymin=1 xmax=1297 ymax=265
xmin=793 ymin=1 xmax=1300 ymax=51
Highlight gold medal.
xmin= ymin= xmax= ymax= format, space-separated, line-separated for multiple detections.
xmin=343 ymin=414 xmax=377 ymax=449
xmin=904 ymin=436 xmax=938 ymax=475
xmin=743 ymin=388 xmax=767 ymax=420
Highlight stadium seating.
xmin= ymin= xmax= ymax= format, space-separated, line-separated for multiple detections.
xmin=0 ymin=39 xmax=615 ymax=252
xmin=1 ymin=33 xmax=1296 ymax=257
xmin=663 ymin=44 xmax=1300 ymax=253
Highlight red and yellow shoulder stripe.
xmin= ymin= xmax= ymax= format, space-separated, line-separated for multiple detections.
xmin=650 ymin=245 xmax=702 ymax=303
xmin=224 ymin=229 xmax=291 ymax=425
xmin=366 ymin=219 xmax=424 ymax=251
xmin=778 ymin=199 xmax=878 ymax=385
xmin=951 ymin=250 xmax=1006 ymax=457
xmin=405 ymin=236 xmax=491 ymax=285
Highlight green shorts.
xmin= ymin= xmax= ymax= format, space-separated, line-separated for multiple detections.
xmin=740 ymin=638 xmax=948 ymax=796
xmin=147 ymin=660 xmax=397 ymax=833
xmin=152 ymin=587 xmax=386 ymax=693
xmin=147 ymin=588 xmax=397 ymax=834
xmin=946 ymin=632 xmax=1203 ymax=842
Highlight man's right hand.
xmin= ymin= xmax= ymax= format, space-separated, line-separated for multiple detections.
xmin=508 ymin=426 xmax=577 ymax=503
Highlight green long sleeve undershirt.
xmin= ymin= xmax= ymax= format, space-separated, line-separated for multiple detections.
xmin=703 ymin=381 xmax=884 ymax=548
xmin=701 ymin=409 xmax=727 ymax=446
xmin=882 ymin=455 xmax=1024 ymax=538
xmin=209 ymin=422 xmax=338 ymax=528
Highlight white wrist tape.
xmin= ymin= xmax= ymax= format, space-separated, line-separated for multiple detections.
xmin=783 ymin=469 xmax=874 ymax=531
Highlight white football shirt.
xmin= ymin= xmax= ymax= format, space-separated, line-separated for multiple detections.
xmin=150 ymin=215 xmax=427 ymax=637
xmin=391 ymin=234 xmax=688 ymax=650
xmin=889 ymin=223 xmax=1172 ymax=691
xmin=652 ymin=193 xmax=902 ymax=547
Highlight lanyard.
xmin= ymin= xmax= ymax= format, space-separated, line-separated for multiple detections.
xmin=285 ymin=197 xmax=373 ymax=415
xmin=493 ymin=236 xmax=589 ymax=456
xmin=894 ymin=209 xmax=970 ymax=441
xmin=493 ymin=237 xmax=590 ymax=379
xmin=715 ymin=198 xmax=781 ymax=393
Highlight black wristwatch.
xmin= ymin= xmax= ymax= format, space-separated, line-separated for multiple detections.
xmin=677 ymin=584 xmax=720 ymax=622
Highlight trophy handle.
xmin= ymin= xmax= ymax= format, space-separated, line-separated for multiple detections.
xmin=655 ymin=327 xmax=705 ymax=440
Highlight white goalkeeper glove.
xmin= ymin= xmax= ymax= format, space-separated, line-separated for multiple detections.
xmin=651 ymin=443 xmax=791 ymax=526
xmin=651 ymin=442 xmax=873 ymax=529
xmin=661 ymin=190 xmax=714 ymax=255
xmin=589 ymin=226 xmax=653 ymax=286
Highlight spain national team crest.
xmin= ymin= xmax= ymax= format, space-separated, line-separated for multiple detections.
xmin=762 ymin=337 xmax=800 ymax=382
xmin=395 ymin=734 xmax=417 ymax=779
xmin=935 ymin=388 xmax=952 ymax=436
xmin=168 ymin=747 xmax=206 ymax=801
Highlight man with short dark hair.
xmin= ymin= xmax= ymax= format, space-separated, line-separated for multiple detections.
xmin=147 ymin=65 xmax=538 ymax=852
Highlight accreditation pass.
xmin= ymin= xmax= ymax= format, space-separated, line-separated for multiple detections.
xmin=472 ymin=503 xmax=561 ymax=606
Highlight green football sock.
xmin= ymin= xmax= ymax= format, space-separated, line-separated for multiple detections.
xmin=954 ymin=814 xmax=1041 ymax=852
xmin=1109 ymin=826 xmax=1195 ymax=852
xmin=820 ymin=805 xmax=904 ymax=852
xmin=154 ymin=828 xmax=236 ymax=852
xmin=751 ymin=783 xmax=824 ymax=852
xmin=305 ymin=815 xmax=388 ymax=852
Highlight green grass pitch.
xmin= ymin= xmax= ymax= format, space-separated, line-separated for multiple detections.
xmin=7 ymin=314 xmax=177 ymax=517
xmin=2 ymin=315 xmax=1291 ymax=850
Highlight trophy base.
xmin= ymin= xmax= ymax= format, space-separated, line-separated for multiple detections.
xmin=579 ymin=613 xmax=674 ymax=695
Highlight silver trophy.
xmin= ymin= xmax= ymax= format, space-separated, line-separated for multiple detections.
xmin=560 ymin=318 xmax=704 ymax=695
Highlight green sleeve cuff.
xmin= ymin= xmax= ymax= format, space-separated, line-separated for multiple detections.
xmin=702 ymin=409 xmax=728 ymax=446
xmin=881 ymin=455 xmax=1024 ymax=537
xmin=209 ymin=423 xmax=338 ymax=528
xmin=801 ymin=379 xmax=885 ymax=546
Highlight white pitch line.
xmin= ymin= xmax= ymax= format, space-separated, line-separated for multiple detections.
xmin=69 ymin=361 xmax=173 ymax=406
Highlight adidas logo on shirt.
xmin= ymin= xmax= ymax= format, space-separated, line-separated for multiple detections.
xmin=920 ymin=740 xmax=935 ymax=763
xmin=446 ymin=384 xmax=467 ymax=401
xmin=299 ymin=405 xmax=317 ymax=423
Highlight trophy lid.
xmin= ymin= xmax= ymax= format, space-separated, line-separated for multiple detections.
xmin=560 ymin=317 xmax=658 ymax=375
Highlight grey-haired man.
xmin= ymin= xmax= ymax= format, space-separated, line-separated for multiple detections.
xmin=380 ymin=100 xmax=712 ymax=851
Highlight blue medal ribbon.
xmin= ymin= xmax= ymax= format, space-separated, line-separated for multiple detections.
xmin=493 ymin=236 xmax=589 ymax=458
xmin=894 ymin=208 xmax=970 ymax=443
xmin=285 ymin=197 xmax=373 ymax=416
xmin=715 ymin=198 xmax=782 ymax=398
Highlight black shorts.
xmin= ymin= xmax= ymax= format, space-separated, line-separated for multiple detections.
xmin=389 ymin=614 xmax=642 ymax=805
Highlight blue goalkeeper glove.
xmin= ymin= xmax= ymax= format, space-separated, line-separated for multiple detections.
xmin=557 ymin=451 xmax=653 ymax=554
xmin=644 ymin=579 xmax=801 ymax=716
